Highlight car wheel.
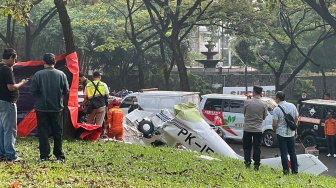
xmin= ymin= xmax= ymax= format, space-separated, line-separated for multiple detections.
xmin=138 ymin=120 xmax=154 ymax=137
xmin=302 ymin=135 xmax=316 ymax=147
xmin=262 ymin=130 xmax=278 ymax=148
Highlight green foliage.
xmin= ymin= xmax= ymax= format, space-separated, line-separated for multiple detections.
xmin=294 ymin=79 xmax=316 ymax=99
xmin=234 ymin=38 xmax=256 ymax=66
xmin=0 ymin=137 xmax=334 ymax=187
xmin=94 ymin=37 xmax=130 ymax=52
xmin=0 ymin=0 xmax=32 ymax=22
xmin=308 ymin=36 xmax=336 ymax=72
xmin=188 ymin=73 xmax=212 ymax=95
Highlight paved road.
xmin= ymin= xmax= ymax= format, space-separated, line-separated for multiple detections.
xmin=225 ymin=139 xmax=336 ymax=178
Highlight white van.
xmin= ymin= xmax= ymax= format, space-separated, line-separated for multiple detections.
xmin=199 ymin=94 xmax=278 ymax=147
xmin=119 ymin=91 xmax=200 ymax=115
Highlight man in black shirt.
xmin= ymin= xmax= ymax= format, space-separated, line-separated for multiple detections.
xmin=79 ymin=72 xmax=90 ymax=89
xmin=323 ymin=93 xmax=331 ymax=100
xmin=296 ymin=91 xmax=309 ymax=112
xmin=0 ymin=48 xmax=28 ymax=162
xmin=128 ymin=97 xmax=143 ymax=113
xmin=30 ymin=53 xmax=69 ymax=162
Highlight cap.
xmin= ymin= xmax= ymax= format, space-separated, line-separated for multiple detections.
xmin=253 ymin=85 xmax=263 ymax=93
xmin=93 ymin=71 xmax=101 ymax=77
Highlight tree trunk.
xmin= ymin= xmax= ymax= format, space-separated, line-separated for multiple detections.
xmin=159 ymin=38 xmax=170 ymax=90
xmin=137 ymin=63 xmax=145 ymax=89
xmin=321 ymin=69 xmax=327 ymax=95
xmin=54 ymin=0 xmax=75 ymax=54
xmin=137 ymin=52 xmax=145 ymax=89
xmin=171 ymin=38 xmax=190 ymax=91
xmin=24 ymin=25 xmax=32 ymax=61
xmin=163 ymin=64 xmax=170 ymax=90
xmin=54 ymin=0 xmax=76 ymax=138
xmin=303 ymin=0 xmax=336 ymax=32
xmin=274 ymin=73 xmax=283 ymax=91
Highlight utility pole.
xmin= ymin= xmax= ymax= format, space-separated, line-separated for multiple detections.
xmin=232 ymin=50 xmax=248 ymax=94
xmin=245 ymin=65 xmax=248 ymax=93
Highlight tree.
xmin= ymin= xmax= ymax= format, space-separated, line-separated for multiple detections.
xmin=0 ymin=1 xmax=58 ymax=60
xmin=113 ymin=0 xmax=159 ymax=89
xmin=0 ymin=0 xmax=33 ymax=49
xmin=54 ymin=0 xmax=75 ymax=54
xmin=24 ymin=1 xmax=58 ymax=60
xmin=257 ymin=1 xmax=334 ymax=91
xmin=54 ymin=0 xmax=76 ymax=137
xmin=143 ymin=0 xmax=216 ymax=91
xmin=234 ymin=38 xmax=256 ymax=92
xmin=302 ymin=0 xmax=336 ymax=31
xmin=68 ymin=1 xmax=129 ymax=74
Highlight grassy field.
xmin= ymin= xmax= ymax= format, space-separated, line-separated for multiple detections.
xmin=1 ymin=137 xmax=334 ymax=187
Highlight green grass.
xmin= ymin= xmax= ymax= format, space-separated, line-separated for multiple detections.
xmin=1 ymin=137 xmax=334 ymax=187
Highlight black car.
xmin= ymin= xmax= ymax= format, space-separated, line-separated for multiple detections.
xmin=298 ymin=99 xmax=336 ymax=148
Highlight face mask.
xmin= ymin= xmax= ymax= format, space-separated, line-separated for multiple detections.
xmin=302 ymin=95 xmax=306 ymax=99
xmin=134 ymin=102 xmax=138 ymax=105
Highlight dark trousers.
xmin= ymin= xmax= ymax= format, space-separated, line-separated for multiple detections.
xmin=277 ymin=135 xmax=298 ymax=174
xmin=326 ymin=135 xmax=336 ymax=155
xmin=36 ymin=111 xmax=64 ymax=159
xmin=243 ymin=131 xmax=262 ymax=166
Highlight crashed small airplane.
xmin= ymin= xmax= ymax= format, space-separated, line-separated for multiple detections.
xmin=117 ymin=103 xmax=327 ymax=175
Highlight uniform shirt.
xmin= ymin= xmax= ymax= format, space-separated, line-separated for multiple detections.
xmin=128 ymin=104 xmax=143 ymax=114
xmin=273 ymin=101 xmax=298 ymax=137
xmin=324 ymin=118 xmax=336 ymax=136
xmin=106 ymin=106 xmax=124 ymax=130
xmin=244 ymin=96 xmax=267 ymax=132
xmin=0 ymin=63 xmax=18 ymax=103
xmin=30 ymin=67 xmax=69 ymax=112
xmin=119 ymin=91 xmax=129 ymax=99
xmin=84 ymin=81 xmax=109 ymax=99
xmin=297 ymin=97 xmax=309 ymax=111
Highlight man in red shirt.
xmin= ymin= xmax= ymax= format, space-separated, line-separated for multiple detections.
xmin=104 ymin=99 xmax=124 ymax=140
xmin=324 ymin=111 xmax=336 ymax=158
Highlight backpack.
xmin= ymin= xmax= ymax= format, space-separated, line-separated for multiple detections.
xmin=89 ymin=81 xmax=108 ymax=109
xmin=278 ymin=105 xmax=297 ymax=131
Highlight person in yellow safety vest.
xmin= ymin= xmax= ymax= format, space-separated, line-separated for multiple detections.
xmin=83 ymin=71 xmax=109 ymax=127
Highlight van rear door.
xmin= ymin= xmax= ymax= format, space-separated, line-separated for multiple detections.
xmin=181 ymin=94 xmax=200 ymax=107
xmin=141 ymin=96 xmax=159 ymax=113
xmin=159 ymin=97 xmax=179 ymax=112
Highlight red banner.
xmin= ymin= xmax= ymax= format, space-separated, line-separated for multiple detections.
xmin=16 ymin=52 xmax=101 ymax=141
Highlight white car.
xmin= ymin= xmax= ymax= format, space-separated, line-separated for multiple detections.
xmin=199 ymin=94 xmax=278 ymax=148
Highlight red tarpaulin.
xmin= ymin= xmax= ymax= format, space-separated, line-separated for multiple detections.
xmin=15 ymin=52 xmax=101 ymax=141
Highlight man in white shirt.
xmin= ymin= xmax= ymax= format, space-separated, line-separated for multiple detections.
xmin=272 ymin=91 xmax=299 ymax=175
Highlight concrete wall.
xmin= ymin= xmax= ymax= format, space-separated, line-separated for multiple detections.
xmin=197 ymin=73 xmax=335 ymax=100
xmin=102 ymin=70 xmax=336 ymax=100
